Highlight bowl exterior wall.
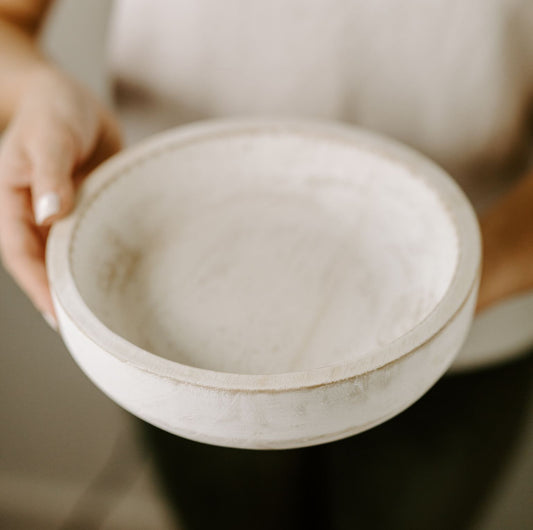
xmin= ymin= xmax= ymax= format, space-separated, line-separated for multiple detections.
xmin=53 ymin=280 xmax=477 ymax=450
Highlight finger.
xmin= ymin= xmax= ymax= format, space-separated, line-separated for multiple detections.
xmin=28 ymin=128 xmax=78 ymax=226
xmin=0 ymin=131 xmax=32 ymax=187
xmin=0 ymin=185 xmax=55 ymax=318
xmin=74 ymin=110 xmax=123 ymax=184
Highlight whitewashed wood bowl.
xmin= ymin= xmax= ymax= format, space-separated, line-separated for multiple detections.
xmin=47 ymin=119 xmax=481 ymax=449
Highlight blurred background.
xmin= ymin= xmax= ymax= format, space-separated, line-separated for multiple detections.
xmin=0 ymin=1 xmax=532 ymax=529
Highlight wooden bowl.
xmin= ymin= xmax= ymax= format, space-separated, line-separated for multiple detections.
xmin=47 ymin=119 xmax=480 ymax=449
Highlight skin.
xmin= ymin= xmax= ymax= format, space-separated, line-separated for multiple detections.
xmin=477 ymin=172 xmax=533 ymax=311
xmin=0 ymin=1 xmax=531 ymax=326
xmin=0 ymin=0 xmax=121 ymax=322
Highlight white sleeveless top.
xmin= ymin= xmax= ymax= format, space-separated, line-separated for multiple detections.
xmin=108 ymin=0 xmax=533 ymax=211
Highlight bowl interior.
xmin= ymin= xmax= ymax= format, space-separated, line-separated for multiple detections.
xmin=70 ymin=130 xmax=458 ymax=375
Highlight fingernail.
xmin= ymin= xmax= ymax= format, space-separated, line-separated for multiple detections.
xmin=35 ymin=192 xmax=61 ymax=225
xmin=42 ymin=312 xmax=58 ymax=331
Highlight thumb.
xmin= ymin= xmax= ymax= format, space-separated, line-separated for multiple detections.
xmin=31 ymin=131 xmax=77 ymax=226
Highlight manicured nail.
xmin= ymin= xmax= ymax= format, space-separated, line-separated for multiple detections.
xmin=42 ymin=312 xmax=58 ymax=331
xmin=35 ymin=192 xmax=61 ymax=225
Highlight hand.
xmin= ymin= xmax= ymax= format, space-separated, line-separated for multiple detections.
xmin=476 ymin=171 xmax=533 ymax=313
xmin=0 ymin=67 xmax=121 ymax=326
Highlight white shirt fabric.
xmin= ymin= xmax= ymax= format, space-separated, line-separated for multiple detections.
xmin=108 ymin=0 xmax=533 ymax=211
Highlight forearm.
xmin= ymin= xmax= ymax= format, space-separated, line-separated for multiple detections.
xmin=0 ymin=1 xmax=54 ymax=127
xmin=477 ymin=168 xmax=533 ymax=311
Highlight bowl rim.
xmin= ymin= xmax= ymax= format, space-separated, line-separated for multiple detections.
xmin=47 ymin=117 xmax=481 ymax=392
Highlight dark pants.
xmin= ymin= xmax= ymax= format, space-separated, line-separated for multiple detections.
xmin=140 ymin=353 xmax=533 ymax=530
